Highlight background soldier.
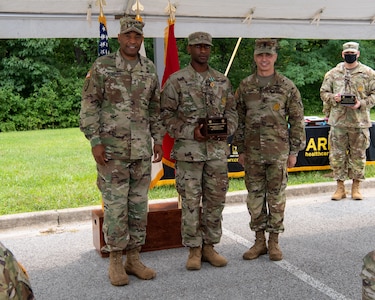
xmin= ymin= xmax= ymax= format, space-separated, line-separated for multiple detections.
xmin=320 ymin=41 xmax=375 ymax=201
xmin=0 ymin=241 xmax=34 ymax=299
xmin=80 ymin=16 xmax=164 ymax=286
xmin=232 ymin=38 xmax=306 ymax=261
xmin=361 ymin=250 xmax=375 ymax=300
xmin=161 ymin=32 xmax=238 ymax=270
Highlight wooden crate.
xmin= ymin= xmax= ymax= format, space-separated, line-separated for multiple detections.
xmin=92 ymin=201 xmax=183 ymax=257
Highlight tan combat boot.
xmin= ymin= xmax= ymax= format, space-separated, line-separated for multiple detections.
xmin=202 ymin=244 xmax=228 ymax=267
xmin=331 ymin=180 xmax=346 ymax=200
xmin=268 ymin=233 xmax=283 ymax=261
xmin=186 ymin=247 xmax=202 ymax=270
xmin=352 ymin=179 xmax=363 ymax=200
xmin=108 ymin=251 xmax=129 ymax=286
xmin=124 ymin=247 xmax=156 ymax=280
xmin=243 ymin=231 xmax=268 ymax=260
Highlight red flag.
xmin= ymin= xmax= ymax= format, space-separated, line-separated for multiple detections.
xmin=161 ymin=20 xmax=180 ymax=169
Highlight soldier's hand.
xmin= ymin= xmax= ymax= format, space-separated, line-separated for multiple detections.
xmin=92 ymin=144 xmax=108 ymax=166
xmin=287 ymin=155 xmax=297 ymax=168
xmin=194 ymin=124 xmax=208 ymax=142
xmin=238 ymin=153 xmax=245 ymax=167
xmin=152 ymin=144 xmax=163 ymax=163
xmin=334 ymin=93 xmax=341 ymax=103
xmin=350 ymin=98 xmax=361 ymax=110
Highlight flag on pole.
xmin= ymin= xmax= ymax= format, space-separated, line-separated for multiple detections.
xmin=161 ymin=19 xmax=180 ymax=170
xmin=149 ymin=18 xmax=180 ymax=188
xmin=98 ymin=14 xmax=109 ymax=56
xmin=150 ymin=19 xmax=180 ymax=189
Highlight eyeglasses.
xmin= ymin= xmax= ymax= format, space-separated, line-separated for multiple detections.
xmin=192 ymin=44 xmax=211 ymax=50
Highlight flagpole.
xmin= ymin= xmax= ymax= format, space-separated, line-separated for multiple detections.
xmin=224 ymin=37 xmax=242 ymax=77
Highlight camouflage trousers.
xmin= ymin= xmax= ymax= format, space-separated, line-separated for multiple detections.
xmin=244 ymin=160 xmax=287 ymax=233
xmin=361 ymin=250 xmax=375 ymax=300
xmin=175 ymin=160 xmax=228 ymax=247
xmin=97 ymin=158 xmax=151 ymax=252
xmin=329 ymin=126 xmax=370 ymax=181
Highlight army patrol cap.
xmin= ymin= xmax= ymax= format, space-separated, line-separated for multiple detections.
xmin=254 ymin=38 xmax=278 ymax=55
xmin=188 ymin=32 xmax=213 ymax=46
xmin=120 ymin=16 xmax=144 ymax=35
xmin=342 ymin=41 xmax=359 ymax=53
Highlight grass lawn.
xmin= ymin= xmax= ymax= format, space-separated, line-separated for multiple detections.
xmin=0 ymin=127 xmax=374 ymax=215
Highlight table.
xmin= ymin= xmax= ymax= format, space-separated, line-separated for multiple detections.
xmin=157 ymin=123 xmax=375 ymax=185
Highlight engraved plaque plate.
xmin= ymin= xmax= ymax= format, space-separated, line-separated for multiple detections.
xmin=198 ymin=117 xmax=227 ymax=138
xmin=341 ymin=94 xmax=356 ymax=106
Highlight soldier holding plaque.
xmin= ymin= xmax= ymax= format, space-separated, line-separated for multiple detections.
xmin=161 ymin=31 xmax=238 ymax=271
xmin=320 ymin=41 xmax=375 ymax=201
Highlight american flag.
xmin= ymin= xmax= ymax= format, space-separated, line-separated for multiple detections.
xmin=98 ymin=15 xmax=109 ymax=56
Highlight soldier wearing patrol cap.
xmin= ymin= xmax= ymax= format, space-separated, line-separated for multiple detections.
xmin=233 ymin=38 xmax=306 ymax=262
xmin=320 ymin=41 xmax=375 ymax=201
xmin=161 ymin=32 xmax=238 ymax=271
xmin=80 ymin=16 xmax=165 ymax=286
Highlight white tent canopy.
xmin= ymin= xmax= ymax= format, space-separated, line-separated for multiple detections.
xmin=2 ymin=0 xmax=375 ymax=39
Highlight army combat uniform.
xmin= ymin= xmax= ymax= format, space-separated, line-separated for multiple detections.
xmin=0 ymin=242 xmax=34 ymax=300
xmin=233 ymin=71 xmax=306 ymax=234
xmin=80 ymin=49 xmax=164 ymax=252
xmin=161 ymin=64 xmax=238 ymax=248
xmin=361 ymin=250 xmax=375 ymax=300
xmin=320 ymin=62 xmax=375 ymax=182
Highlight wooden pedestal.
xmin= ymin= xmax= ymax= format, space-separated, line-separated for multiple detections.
xmin=92 ymin=201 xmax=183 ymax=257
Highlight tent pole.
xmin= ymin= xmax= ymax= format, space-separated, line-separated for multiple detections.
xmin=224 ymin=37 xmax=242 ymax=77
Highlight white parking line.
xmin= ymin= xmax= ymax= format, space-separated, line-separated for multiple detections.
xmin=222 ymin=228 xmax=350 ymax=300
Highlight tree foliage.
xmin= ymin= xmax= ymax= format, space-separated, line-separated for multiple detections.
xmin=1 ymin=37 xmax=375 ymax=131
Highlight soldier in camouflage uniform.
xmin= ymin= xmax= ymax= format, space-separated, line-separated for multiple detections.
xmin=80 ymin=16 xmax=164 ymax=286
xmin=160 ymin=32 xmax=238 ymax=270
xmin=361 ymin=250 xmax=375 ymax=300
xmin=320 ymin=42 xmax=375 ymax=201
xmin=0 ymin=241 xmax=34 ymax=299
xmin=232 ymin=39 xmax=306 ymax=261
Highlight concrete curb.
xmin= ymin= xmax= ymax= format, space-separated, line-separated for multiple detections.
xmin=1 ymin=179 xmax=374 ymax=231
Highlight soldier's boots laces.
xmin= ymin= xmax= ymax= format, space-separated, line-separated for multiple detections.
xmin=186 ymin=246 xmax=202 ymax=270
xmin=331 ymin=180 xmax=346 ymax=200
xmin=202 ymin=244 xmax=228 ymax=267
xmin=124 ymin=247 xmax=156 ymax=280
xmin=352 ymin=179 xmax=363 ymax=200
xmin=108 ymin=251 xmax=129 ymax=286
xmin=243 ymin=231 xmax=268 ymax=260
xmin=268 ymin=233 xmax=283 ymax=261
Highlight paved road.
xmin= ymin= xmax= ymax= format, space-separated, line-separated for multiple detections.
xmin=1 ymin=182 xmax=375 ymax=300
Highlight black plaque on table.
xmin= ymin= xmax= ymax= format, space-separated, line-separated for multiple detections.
xmin=198 ymin=117 xmax=227 ymax=138
xmin=341 ymin=94 xmax=356 ymax=106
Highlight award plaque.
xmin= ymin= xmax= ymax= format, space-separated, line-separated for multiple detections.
xmin=198 ymin=117 xmax=227 ymax=139
xmin=341 ymin=94 xmax=356 ymax=106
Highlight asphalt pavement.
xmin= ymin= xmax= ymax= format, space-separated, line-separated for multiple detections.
xmin=1 ymin=179 xmax=375 ymax=300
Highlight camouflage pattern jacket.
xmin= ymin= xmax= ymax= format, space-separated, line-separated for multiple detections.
xmin=161 ymin=64 xmax=238 ymax=161
xmin=320 ymin=62 xmax=375 ymax=128
xmin=361 ymin=250 xmax=375 ymax=300
xmin=233 ymin=71 xmax=306 ymax=162
xmin=0 ymin=242 xmax=34 ymax=300
xmin=80 ymin=50 xmax=164 ymax=160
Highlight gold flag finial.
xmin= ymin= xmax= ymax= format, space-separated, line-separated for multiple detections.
xmin=132 ymin=0 xmax=144 ymax=22
xmin=164 ymin=1 xmax=177 ymax=22
xmin=95 ymin=0 xmax=107 ymax=17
